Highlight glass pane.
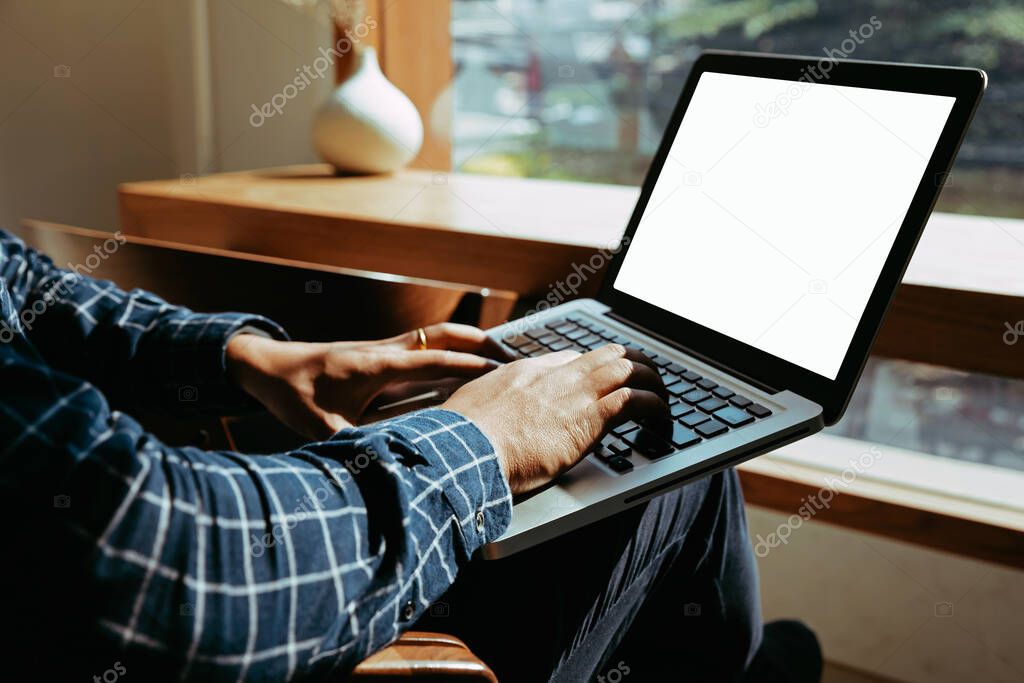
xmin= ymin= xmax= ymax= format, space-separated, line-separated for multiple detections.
xmin=826 ymin=357 xmax=1024 ymax=471
xmin=451 ymin=0 xmax=1024 ymax=218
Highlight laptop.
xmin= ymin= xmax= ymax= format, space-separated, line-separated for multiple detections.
xmin=480 ymin=51 xmax=986 ymax=559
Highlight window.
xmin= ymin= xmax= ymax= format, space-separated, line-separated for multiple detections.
xmin=451 ymin=0 xmax=1024 ymax=219
xmin=825 ymin=358 xmax=1024 ymax=471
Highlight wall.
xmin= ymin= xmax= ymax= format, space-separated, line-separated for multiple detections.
xmin=0 ymin=0 xmax=333 ymax=231
xmin=750 ymin=506 xmax=1024 ymax=682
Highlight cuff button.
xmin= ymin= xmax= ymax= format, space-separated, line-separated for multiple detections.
xmin=474 ymin=510 xmax=486 ymax=533
xmin=401 ymin=601 xmax=415 ymax=622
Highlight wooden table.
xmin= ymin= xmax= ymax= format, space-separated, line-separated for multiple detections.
xmin=119 ymin=164 xmax=638 ymax=297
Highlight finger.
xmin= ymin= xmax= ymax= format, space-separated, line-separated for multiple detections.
xmin=588 ymin=358 xmax=667 ymax=400
xmin=407 ymin=323 xmax=515 ymax=362
xmin=378 ymin=349 xmax=502 ymax=383
xmin=592 ymin=387 xmax=670 ymax=430
xmin=569 ymin=343 xmax=660 ymax=377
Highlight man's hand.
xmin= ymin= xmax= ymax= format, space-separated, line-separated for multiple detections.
xmin=227 ymin=323 xmax=512 ymax=439
xmin=442 ymin=344 xmax=669 ymax=495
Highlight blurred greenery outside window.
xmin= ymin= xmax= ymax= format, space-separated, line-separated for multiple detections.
xmin=451 ymin=0 xmax=1024 ymax=219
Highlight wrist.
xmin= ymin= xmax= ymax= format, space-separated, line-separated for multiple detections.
xmin=226 ymin=333 xmax=281 ymax=400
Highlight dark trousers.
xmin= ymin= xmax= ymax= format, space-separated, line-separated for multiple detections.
xmin=416 ymin=468 xmax=762 ymax=682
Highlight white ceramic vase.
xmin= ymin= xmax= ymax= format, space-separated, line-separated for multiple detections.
xmin=312 ymin=47 xmax=423 ymax=174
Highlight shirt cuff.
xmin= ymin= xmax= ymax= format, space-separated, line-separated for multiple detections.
xmin=359 ymin=408 xmax=513 ymax=555
xmin=152 ymin=313 xmax=289 ymax=415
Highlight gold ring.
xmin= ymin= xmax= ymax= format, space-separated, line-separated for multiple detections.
xmin=415 ymin=327 xmax=428 ymax=350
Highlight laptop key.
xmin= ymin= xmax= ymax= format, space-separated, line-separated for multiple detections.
xmin=697 ymin=397 xmax=727 ymax=413
xmin=680 ymin=411 xmax=711 ymax=428
xmin=747 ymin=403 xmax=773 ymax=418
xmin=578 ymin=334 xmax=602 ymax=347
xmin=504 ymin=334 xmax=533 ymax=349
xmin=547 ymin=339 xmax=572 ymax=352
xmin=729 ymin=394 xmax=753 ymax=408
xmin=666 ymin=362 xmax=686 ymax=375
xmin=612 ymin=421 xmax=641 ymax=438
xmin=666 ymin=380 xmax=695 ymax=397
xmin=607 ymin=457 xmax=634 ymax=473
xmin=714 ymin=406 xmax=755 ymax=427
xmin=696 ymin=378 xmax=718 ymax=391
xmin=649 ymin=355 xmax=672 ymax=368
xmin=550 ymin=322 xmax=575 ymax=334
xmin=564 ymin=327 xmax=588 ymax=341
xmin=519 ymin=342 xmax=542 ymax=355
xmin=712 ymin=386 xmax=735 ymax=399
xmin=606 ymin=436 xmax=632 ymax=456
xmin=624 ymin=429 xmax=674 ymax=458
xmin=695 ymin=419 xmax=729 ymax=438
xmin=681 ymin=370 xmax=702 ymax=382
xmin=592 ymin=435 xmax=630 ymax=460
xmin=536 ymin=333 xmax=560 ymax=345
xmin=670 ymin=424 xmax=702 ymax=449
xmin=670 ymin=402 xmax=694 ymax=418
xmin=682 ymin=389 xmax=711 ymax=405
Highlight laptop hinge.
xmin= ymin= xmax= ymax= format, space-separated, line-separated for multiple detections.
xmin=606 ymin=311 xmax=780 ymax=394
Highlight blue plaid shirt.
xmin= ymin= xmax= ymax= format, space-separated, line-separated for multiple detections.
xmin=0 ymin=230 xmax=512 ymax=681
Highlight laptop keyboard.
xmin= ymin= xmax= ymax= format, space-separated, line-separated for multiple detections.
xmin=502 ymin=313 xmax=773 ymax=474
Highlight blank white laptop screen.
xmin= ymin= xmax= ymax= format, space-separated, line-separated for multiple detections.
xmin=613 ymin=71 xmax=955 ymax=379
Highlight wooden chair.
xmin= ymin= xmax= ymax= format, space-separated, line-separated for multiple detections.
xmin=13 ymin=220 xmax=504 ymax=681
xmin=16 ymin=220 xmax=516 ymax=341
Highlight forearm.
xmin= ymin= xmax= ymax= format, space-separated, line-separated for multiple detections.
xmin=1 ymin=229 xmax=287 ymax=416
xmin=2 ymin=344 xmax=510 ymax=679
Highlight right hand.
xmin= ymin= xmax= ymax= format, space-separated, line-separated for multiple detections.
xmin=441 ymin=344 xmax=669 ymax=495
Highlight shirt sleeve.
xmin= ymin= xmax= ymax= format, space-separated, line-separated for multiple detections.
xmin=0 ymin=229 xmax=287 ymax=416
xmin=0 ymin=335 xmax=513 ymax=681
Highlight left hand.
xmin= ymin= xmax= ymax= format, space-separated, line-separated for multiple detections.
xmin=227 ymin=323 xmax=513 ymax=439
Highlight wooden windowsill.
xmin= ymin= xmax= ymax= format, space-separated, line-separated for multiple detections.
xmin=739 ymin=434 xmax=1024 ymax=570
xmin=119 ymin=164 xmax=1024 ymax=295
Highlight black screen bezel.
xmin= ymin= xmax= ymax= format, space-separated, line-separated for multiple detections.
xmin=598 ymin=50 xmax=986 ymax=425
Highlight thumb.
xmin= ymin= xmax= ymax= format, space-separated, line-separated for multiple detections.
xmin=378 ymin=350 xmax=501 ymax=383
